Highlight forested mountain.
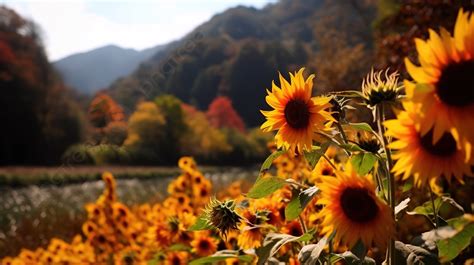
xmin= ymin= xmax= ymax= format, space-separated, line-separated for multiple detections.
xmin=54 ymin=44 xmax=165 ymax=94
xmin=0 ymin=5 xmax=84 ymax=165
xmin=108 ymin=0 xmax=377 ymax=127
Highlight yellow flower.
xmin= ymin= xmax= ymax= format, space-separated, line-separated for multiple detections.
xmin=404 ymin=9 xmax=474 ymax=145
xmin=261 ymin=68 xmax=333 ymax=153
xmin=237 ymin=210 xmax=266 ymax=249
xmin=164 ymin=251 xmax=189 ymax=265
xmin=317 ymin=165 xmax=394 ymax=249
xmin=190 ymin=231 xmax=218 ymax=257
xmin=385 ymin=103 xmax=473 ymax=186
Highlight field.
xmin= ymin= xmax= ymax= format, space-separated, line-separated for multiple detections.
xmin=0 ymin=166 xmax=257 ymax=258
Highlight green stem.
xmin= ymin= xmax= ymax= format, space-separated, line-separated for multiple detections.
xmin=336 ymin=122 xmax=351 ymax=156
xmin=322 ymin=154 xmax=338 ymax=170
xmin=428 ymin=184 xmax=439 ymax=228
xmin=376 ymin=104 xmax=396 ymax=265
xmin=298 ymin=215 xmax=308 ymax=239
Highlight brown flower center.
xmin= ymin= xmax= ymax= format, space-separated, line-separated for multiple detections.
xmin=198 ymin=239 xmax=211 ymax=250
xmin=284 ymin=99 xmax=310 ymax=129
xmin=419 ymin=129 xmax=457 ymax=157
xmin=340 ymin=188 xmax=378 ymax=223
xmin=436 ymin=60 xmax=474 ymax=107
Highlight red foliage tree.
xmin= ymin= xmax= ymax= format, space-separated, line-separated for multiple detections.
xmin=206 ymin=96 xmax=245 ymax=132
xmin=88 ymin=93 xmax=125 ymax=128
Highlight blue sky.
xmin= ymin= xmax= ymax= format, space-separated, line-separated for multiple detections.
xmin=1 ymin=0 xmax=276 ymax=61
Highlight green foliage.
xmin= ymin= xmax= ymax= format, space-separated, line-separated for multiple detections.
xmin=190 ymin=251 xmax=254 ymax=265
xmin=350 ymin=152 xmax=377 ymax=176
xmin=285 ymin=186 xmax=319 ymax=221
xmin=256 ymin=232 xmax=312 ymax=265
xmin=154 ymin=95 xmax=187 ymax=163
xmin=188 ymin=215 xmax=213 ymax=231
xmin=247 ymin=176 xmax=285 ymax=199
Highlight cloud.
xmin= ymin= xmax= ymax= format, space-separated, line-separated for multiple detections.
xmin=1 ymin=0 xmax=274 ymax=61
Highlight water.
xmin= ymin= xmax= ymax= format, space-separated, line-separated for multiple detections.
xmin=0 ymin=167 xmax=258 ymax=258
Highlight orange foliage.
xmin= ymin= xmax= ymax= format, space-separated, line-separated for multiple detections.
xmin=206 ymin=96 xmax=245 ymax=132
xmin=88 ymin=93 xmax=125 ymax=128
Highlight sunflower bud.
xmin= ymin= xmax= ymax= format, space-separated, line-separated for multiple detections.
xmin=362 ymin=69 xmax=402 ymax=108
xmin=205 ymin=198 xmax=242 ymax=238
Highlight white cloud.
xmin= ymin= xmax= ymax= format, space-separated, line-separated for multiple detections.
xmin=1 ymin=0 xmax=275 ymax=61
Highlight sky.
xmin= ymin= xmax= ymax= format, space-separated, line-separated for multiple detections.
xmin=1 ymin=0 xmax=276 ymax=61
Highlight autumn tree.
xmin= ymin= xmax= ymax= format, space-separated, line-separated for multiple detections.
xmin=206 ymin=96 xmax=245 ymax=132
xmin=0 ymin=6 xmax=84 ymax=165
xmin=88 ymin=93 xmax=125 ymax=128
xmin=124 ymin=101 xmax=166 ymax=164
xmin=154 ymin=95 xmax=187 ymax=163
xmin=181 ymin=104 xmax=231 ymax=161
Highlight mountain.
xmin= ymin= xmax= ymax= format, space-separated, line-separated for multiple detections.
xmin=108 ymin=0 xmax=377 ymax=127
xmin=53 ymin=44 xmax=165 ymax=94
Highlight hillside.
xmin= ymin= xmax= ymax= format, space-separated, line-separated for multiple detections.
xmin=108 ymin=0 xmax=377 ymax=127
xmin=54 ymin=44 xmax=165 ymax=94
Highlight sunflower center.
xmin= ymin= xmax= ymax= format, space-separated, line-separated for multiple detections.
xmin=198 ymin=239 xmax=210 ymax=250
xmin=436 ymin=60 xmax=474 ymax=107
xmin=340 ymin=188 xmax=378 ymax=223
xmin=284 ymin=99 xmax=310 ymax=129
xmin=419 ymin=130 xmax=457 ymax=157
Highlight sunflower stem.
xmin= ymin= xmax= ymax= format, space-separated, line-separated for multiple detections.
xmin=336 ymin=122 xmax=351 ymax=156
xmin=322 ymin=154 xmax=337 ymax=170
xmin=428 ymin=184 xmax=439 ymax=229
xmin=376 ymin=104 xmax=396 ymax=265
xmin=298 ymin=215 xmax=308 ymax=238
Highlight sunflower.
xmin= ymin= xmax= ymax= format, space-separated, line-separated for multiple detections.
xmin=237 ymin=210 xmax=266 ymax=249
xmin=261 ymin=68 xmax=333 ymax=153
xmin=362 ymin=68 xmax=402 ymax=109
xmin=317 ymin=165 xmax=394 ymax=249
xmin=164 ymin=251 xmax=189 ymax=265
xmin=191 ymin=232 xmax=219 ymax=256
xmin=282 ymin=220 xmax=304 ymax=237
xmin=404 ymin=9 xmax=474 ymax=144
xmin=385 ymin=103 xmax=473 ymax=186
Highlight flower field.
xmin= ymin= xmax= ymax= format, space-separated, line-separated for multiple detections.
xmin=2 ymin=6 xmax=474 ymax=265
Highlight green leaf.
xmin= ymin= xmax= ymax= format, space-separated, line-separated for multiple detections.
xmin=351 ymin=239 xmax=367 ymax=261
xmin=188 ymin=215 xmax=212 ymax=231
xmin=247 ymin=176 xmax=286 ymax=199
xmin=260 ymin=150 xmax=286 ymax=172
xmin=189 ymin=252 xmax=254 ymax=265
xmin=340 ymin=143 xmax=365 ymax=152
xmin=407 ymin=196 xmax=464 ymax=221
xmin=168 ymin=243 xmax=190 ymax=251
xmin=256 ymin=232 xmax=312 ymax=265
xmin=298 ymin=237 xmax=327 ymax=264
xmin=285 ymin=192 xmax=302 ymax=221
xmin=436 ymin=223 xmax=474 ymax=262
xmin=285 ymin=186 xmax=319 ymax=221
xmin=420 ymin=214 xmax=474 ymax=260
xmin=304 ymin=142 xmax=330 ymax=169
xmin=350 ymin=152 xmax=377 ymax=176
xmin=348 ymin=122 xmax=375 ymax=133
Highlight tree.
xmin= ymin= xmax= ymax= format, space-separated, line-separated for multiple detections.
xmin=206 ymin=96 xmax=245 ymax=132
xmin=0 ymin=6 xmax=84 ymax=165
xmin=124 ymin=101 xmax=166 ymax=164
xmin=154 ymin=94 xmax=187 ymax=163
xmin=180 ymin=104 xmax=231 ymax=161
xmin=88 ymin=93 xmax=125 ymax=129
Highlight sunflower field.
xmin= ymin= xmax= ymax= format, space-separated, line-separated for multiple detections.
xmin=2 ymin=7 xmax=474 ymax=265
